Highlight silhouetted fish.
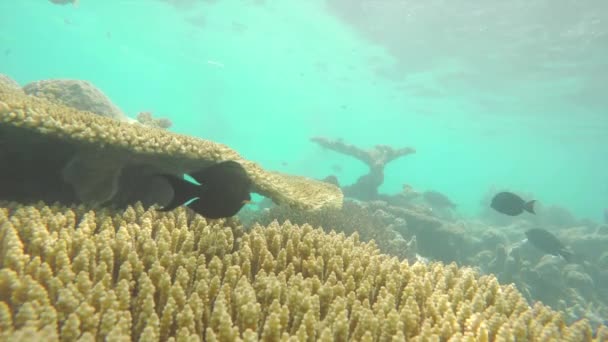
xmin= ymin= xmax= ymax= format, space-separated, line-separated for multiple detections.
xmin=491 ymin=191 xmax=535 ymax=216
xmin=423 ymin=191 xmax=456 ymax=208
xmin=525 ymin=228 xmax=573 ymax=262
xmin=157 ymin=160 xmax=251 ymax=219
xmin=49 ymin=0 xmax=79 ymax=6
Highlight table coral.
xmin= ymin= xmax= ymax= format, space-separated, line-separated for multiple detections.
xmin=0 ymin=81 xmax=342 ymax=211
xmin=23 ymin=79 xmax=127 ymax=121
xmin=1 ymin=202 xmax=604 ymax=341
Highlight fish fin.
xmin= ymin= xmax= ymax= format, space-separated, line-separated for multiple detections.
xmin=156 ymin=174 xmax=199 ymax=211
xmin=524 ymin=200 xmax=536 ymax=214
xmin=190 ymin=160 xmax=245 ymax=184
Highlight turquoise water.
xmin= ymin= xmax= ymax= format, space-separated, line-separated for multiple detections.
xmin=2 ymin=0 xmax=607 ymax=221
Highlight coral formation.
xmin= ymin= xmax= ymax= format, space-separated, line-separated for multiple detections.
xmin=0 ymin=81 xmax=342 ymax=211
xmin=245 ymin=198 xmax=608 ymax=333
xmin=0 ymin=74 xmax=22 ymax=92
xmin=23 ymin=79 xmax=127 ymax=121
xmin=473 ymin=222 xmax=608 ymax=331
xmin=1 ymin=202 xmax=604 ymax=341
xmin=311 ymin=136 xmax=415 ymax=201
xmin=249 ymin=200 xmax=411 ymax=260
xmin=136 ymin=111 xmax=173 ymax=130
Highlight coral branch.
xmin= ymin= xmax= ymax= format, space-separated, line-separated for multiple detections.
xmin=310 ymin=136 xmax=415 ymax=169
xmin=311 ymin=136 xmax=415 ymax=200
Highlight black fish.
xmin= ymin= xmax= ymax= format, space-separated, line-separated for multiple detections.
xmin=490 ymin=191 xmax=535 ymax=216
xmin=525 ymin=228 xmax=573 ymax=262
xmin=423 ymin=191 xmax=456 ymax=208
xmin=157 ymin=160 xmax=251 ymax=219
xmin=49 ymin=0 xmax=79 ymax=5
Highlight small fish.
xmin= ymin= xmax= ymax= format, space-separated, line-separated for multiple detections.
xmin=157 ymin=160 xmax=251 ymax=219
xmin=207 ymin=60 xmax=224 ymax=68
xmin=490 ymin=191 xmax=535 ymax=216
xmin=604 ymin=208 xmax=608 ymax=224
xmin=422 ymin=190 xmax=456 ymax=208
xmin=231 ymin=21 xmax=247 ymax=34
xmin=525 ymin=228 xmax=573 ymax=262
xmin=49 ymin=0 xmax=79 ymax=6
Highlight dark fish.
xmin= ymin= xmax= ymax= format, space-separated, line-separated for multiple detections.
xmin=422 ymin=191 xmax=456 ymax=208
xmin=490 ymin=191 xmax=535 ymax=216
xmin=525 ymin=228 xmax=573 ymax=262
xmin=157 ymin=160 xmax=251 ymax=219
xmin=604 ymin=208 xmax=608 ymax=224
xmin=49 ymin=0 xmax=79 ymax=5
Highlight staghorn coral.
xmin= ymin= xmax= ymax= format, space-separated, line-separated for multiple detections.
xmin=310 ymin=136 xmax=415 ymax=201
xmin=0 ymin=81 xmax=342 ymax=211
xmin=0 ymin=202 xmax=605 ymax=341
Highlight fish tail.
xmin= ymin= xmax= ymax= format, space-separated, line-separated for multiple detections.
xmin=524 ymin=200 xmax=536 ymax=214
xmin=156 ymin=174 xmax=199 ymax=211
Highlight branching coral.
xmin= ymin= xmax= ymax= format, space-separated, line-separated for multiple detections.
xmin=310 ymin=137 xmax=415 ymax=201
xmin=1 ymin=202 xmax=604 ymax=341
xmin=250 ymin=200 xmax=409 ymax=259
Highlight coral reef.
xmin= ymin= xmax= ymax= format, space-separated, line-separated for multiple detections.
xmin=360 ymin=200 xmax=469 ymax=263
xmin=247 ymin=197 xmax=608 ymax=332
xmin=311 ymin=136 xmax=415 ymax=201
xmin=136 ymin=111 xmax=173 ymax=130
xmin=0 ymin=81 xmax=342 ymax=211
xmin=0 ymin=74 xmax=22 ymax=92
xmin=473 ymin=222 xmax=608 ymax=331
xmin=248 ymin=200 xmax=411 ymax=260
xmin=23 ymin=79 xmax=127 ymax=121
xmin=1 ymin=202 xmax=603 ymax=341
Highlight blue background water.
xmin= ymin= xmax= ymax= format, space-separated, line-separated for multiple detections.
xmin=2 ymin=0 xmax=607 ymax=221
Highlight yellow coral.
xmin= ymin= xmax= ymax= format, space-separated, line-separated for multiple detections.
xmin=0 ymin=202 xmax=601 ymax=341
xmin=0 ymin=82 xmax=342 ymax=211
